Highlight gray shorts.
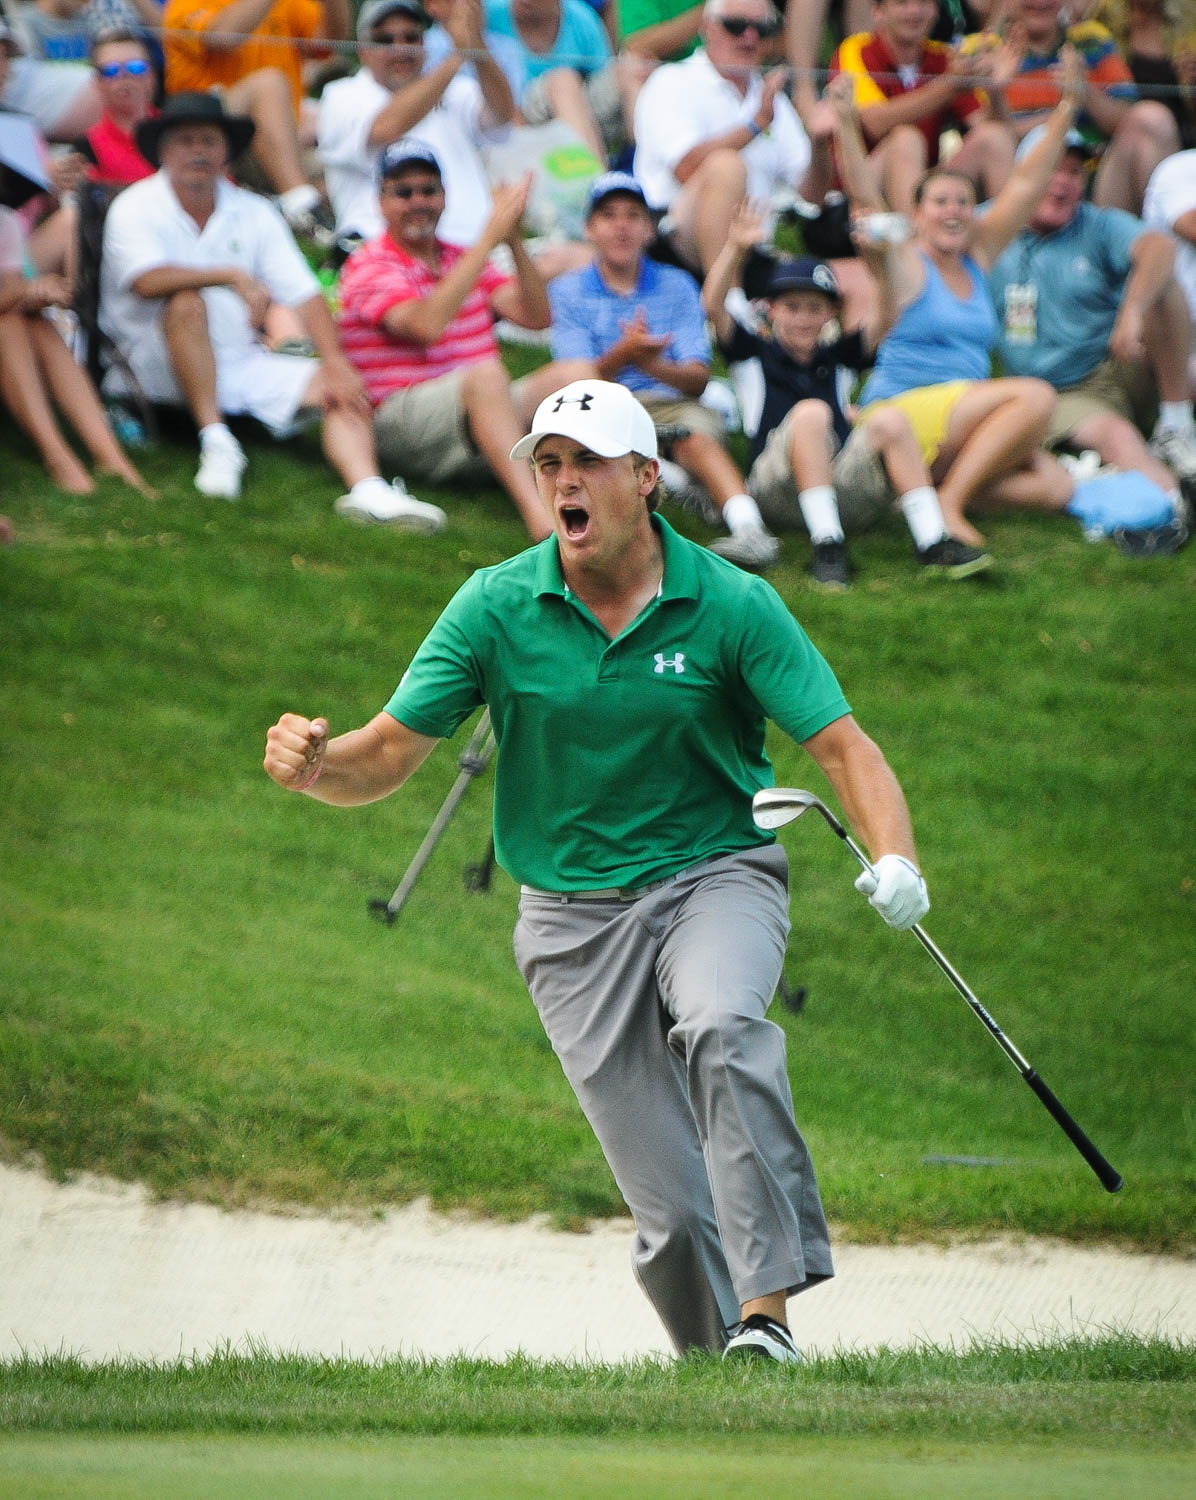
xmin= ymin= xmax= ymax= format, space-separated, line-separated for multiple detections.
xmin=513 ymin=844 xmax=833 ymax=1355
xmin=375 ymin=368 xmax=530 ymax=485
xmin=749 ymin=407 xmax=896 ymax=534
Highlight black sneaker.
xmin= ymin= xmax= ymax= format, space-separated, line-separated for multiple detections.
xmin=722 ymin=1313 xmax=802 ymax=1365
xmin=809 ymin=539 xmax=852 ymax=589
xmin=916 ymin=536 xmax=993 ymax=578
xmin=1112 ymin=517 xmax=1190 ymax=557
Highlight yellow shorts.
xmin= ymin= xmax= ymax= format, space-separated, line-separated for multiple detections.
xmin=861 ymin=380 xmax=974 ymax=465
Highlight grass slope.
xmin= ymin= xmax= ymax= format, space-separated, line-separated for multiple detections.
xmin=2 ymin=413 xmax=1193 ymax=1246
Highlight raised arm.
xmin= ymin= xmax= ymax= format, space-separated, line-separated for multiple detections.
xmin=263 ymin=710 xmax=439 ymax=805
xmin=970 ymin=46 xmax=1084 ymax=267
xmin=701 ymin=198 xmax=768 ymax=345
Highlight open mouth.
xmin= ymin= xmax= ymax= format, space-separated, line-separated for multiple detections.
xmin=559 ymin=504 xmax=591 ymax=540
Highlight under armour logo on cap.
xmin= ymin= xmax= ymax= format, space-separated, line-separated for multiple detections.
xmin=509 ymin=379 xmax=659 ymax=462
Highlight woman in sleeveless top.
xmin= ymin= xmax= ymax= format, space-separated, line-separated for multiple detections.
xmin=829 ymin=57 xmax=1087 ymax=546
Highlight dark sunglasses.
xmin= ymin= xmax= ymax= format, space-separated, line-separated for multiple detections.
xmin=384 ymin=181 xmax=442 ymax=199
xmin=371 ymin=28 xmax=424 ymax=44
xmin=96 ymin=58 xmax=151 ymax=78
xmin=718 ymin=16 xmax=778 ymax=37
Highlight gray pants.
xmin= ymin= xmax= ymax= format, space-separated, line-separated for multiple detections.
xmin=513 ymin=846 xmax=833 ymax=1355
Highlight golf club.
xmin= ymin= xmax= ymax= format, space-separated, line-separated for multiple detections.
xmin=369 ymin=710 xmax=496 ymax=926
xmin=753 ymin=787 xmax=1124 ymax=1194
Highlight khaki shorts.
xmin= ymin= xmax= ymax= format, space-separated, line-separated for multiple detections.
xmin=374 ymin=369 xmax=531 ymax=485
xmin=748 ymin=407 xmax=895 ymax=534
xmin=522 ymin=59 xmax=626 ymax=156
xmin=639 ymin=395 xmax=726 ymax=447
xmin=1047 ymin=358 xmax=1159 ymax=447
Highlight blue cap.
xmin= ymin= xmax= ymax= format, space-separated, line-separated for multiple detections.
xmin=377 ymin=136 xmax=441 ymax=182
xmin=764 ymin=255 xmax=841 ymax=301
xmin=586 ymin=171 xmax=649 ymax=217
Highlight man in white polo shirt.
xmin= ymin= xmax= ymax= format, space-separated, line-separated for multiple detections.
xmin=317 ymin=0 xmax=515 ymax=248
xmin=633 ymin=0 xmax=829 ymax=273
xmin=100 ymin=92 xmax=443 ymax=526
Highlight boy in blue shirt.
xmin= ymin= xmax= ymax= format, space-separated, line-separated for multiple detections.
xmin=550 ymin=171 xmax=780 ymax=569
xmin=704 ymin=203 xmax=992 ymax=586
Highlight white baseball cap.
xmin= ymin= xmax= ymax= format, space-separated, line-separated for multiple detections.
xmin=510 ymin=380 xmax=658 ymax=461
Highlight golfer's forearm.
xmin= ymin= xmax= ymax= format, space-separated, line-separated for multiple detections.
xmin=303 ymin=719 xmax=437 ymax=805
xmin=805 ymin=720 xmax=920 ymax=865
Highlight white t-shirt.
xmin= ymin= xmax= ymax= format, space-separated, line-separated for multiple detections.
xmin=100 ymin=171 xmax=319 ymax=364
xmin=632 ymin=48 xmax=812 ymax=213
xmin=317 ymin=66 xmax=496 ymax=245
xmin=1143 ymin=150 xmax=1196 ymax=330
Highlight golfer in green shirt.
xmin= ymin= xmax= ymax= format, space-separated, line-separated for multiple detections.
xmin=264 ymin=379 xmax=930 ymax=1363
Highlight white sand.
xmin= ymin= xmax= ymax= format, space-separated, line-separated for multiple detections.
xmin=1 ymin=1163 xmax=1191 ymax=1363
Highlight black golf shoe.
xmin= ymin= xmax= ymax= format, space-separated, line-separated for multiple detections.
xmin=808 ymin=539 xmax=852 ymax=589
xmin=915 ymin=536 xmax=993 ymax=578
xmin=722 ymin=1314 xmax=802 ymax=1365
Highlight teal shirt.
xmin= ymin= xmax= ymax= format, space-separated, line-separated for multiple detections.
xmin=386 ymin=516 xmax=850 ymax=890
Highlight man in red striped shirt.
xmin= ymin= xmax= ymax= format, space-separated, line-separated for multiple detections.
xmin=338 ymin=138 xmax=593 ymax=540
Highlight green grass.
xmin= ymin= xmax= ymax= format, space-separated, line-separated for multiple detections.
xmin=2 ymin=404 xmax=1194 ymax=1246
xmin=2 ymin=1434 xmax=1192 ymax=1499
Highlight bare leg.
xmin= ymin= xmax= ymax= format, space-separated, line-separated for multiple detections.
xmin=299 ymin=368 xmax=383 ymax=490
xmin=512 ymin=358 xmax=598 ymax=421
xmin=862 ymin=405 xmax=932 ymax=496
xmin=462 ymin=358 xmax=554 ymax=539
xmin=948 ymin=119 xmax=1015 ymax=202
xmin=1144 ymin=280 xmax=1195 ymax=404
xmin=1067 ymin=409 xmax=1177 ymax=493
xmin=162 ymin=290 xmax=223 ymax=430
xmin=672 ymin=430 xmax=747 ymax=506
xmin=0 ymin=311 xmax=93 ymax=492
xmin=28 ymin=317 xmax=151 ymax=492
xmin=1093 ymin=102 xmax=1179 ymax=215
xmin=970 ymin=451 xmax=1074 ymax=513
xmin=542 ymin=66 xmax=607 ymax=165
xmin=933 ymin=378 xmax=1057 ymax=544
xmin=27 ymin=204 xmax=74 ymax=278
xmin=225 ymin=69 xmax=309 ymax=195
xmin=871 ymin=125 xmax=926 ymax=218
xmin=669 ymin=150 xmax=749 ymax=275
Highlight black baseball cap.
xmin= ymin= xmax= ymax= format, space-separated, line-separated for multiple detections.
xmin=763 ymin=255 xmax=842 ymax=301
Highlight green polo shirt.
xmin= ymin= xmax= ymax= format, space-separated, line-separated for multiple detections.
xmin=386 ymin=516 xmax=850 ymax=891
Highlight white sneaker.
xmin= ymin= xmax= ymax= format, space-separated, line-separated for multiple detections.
xmin=709 ymin=524 xmax=781 ymax=571
xmin=195 ymin=432 xmax=247 ymax=500
xmin=1150 ymin=426 xmax=1196 ymax=482
xmin=334 ymin=477 xmax=447 ymax=532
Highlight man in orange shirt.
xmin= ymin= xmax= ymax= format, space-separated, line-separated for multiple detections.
xmin=163 ymin=0 xmax=350 ymax=233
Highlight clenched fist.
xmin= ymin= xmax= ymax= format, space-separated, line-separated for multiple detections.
xmin=264 ymin=713 xmax=329 ymax=791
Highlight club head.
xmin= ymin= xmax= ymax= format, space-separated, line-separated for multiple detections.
xmin=752 ymin=787 xmax=823 ymax=831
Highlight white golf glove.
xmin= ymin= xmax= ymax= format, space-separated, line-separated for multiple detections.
xmin=855 ymin=854 xmax=929 ymax=930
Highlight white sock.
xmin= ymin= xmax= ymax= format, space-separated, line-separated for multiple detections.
xmin=797 ymin=486 xmax=844 ymax=543
xmin=1157 ymin=401 xmax=1195 ymax=434
xmin=349 ymin=476 xmax=387 ymax=497
xmin=199 ymin=422 xmax=237 ymax=448
xmin=279 ymin=183 xmax=320 ymax=217
xmin=900 ymin=485 xmax=948 ymax=550
xmin=722 ymin=493 xmax=764 ymax=533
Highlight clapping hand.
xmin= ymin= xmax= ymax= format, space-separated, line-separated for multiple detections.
xmin=617 ymin=309 xmax=670 ymax=369
xmin=728 ymin=198 xmax=767 ymax=252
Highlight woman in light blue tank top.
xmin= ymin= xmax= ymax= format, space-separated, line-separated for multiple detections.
xmin=832 ymin=72 xmax=1086 ymax=547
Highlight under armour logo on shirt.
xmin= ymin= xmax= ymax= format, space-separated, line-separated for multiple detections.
xmin=654 ymin=652 xmax=686 ymax=674
xmin=552 ymin=392 xmax=594 ymax=411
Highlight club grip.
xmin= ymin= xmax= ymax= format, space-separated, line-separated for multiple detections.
xmin=1023 ymin=1069 xmax=1123 ymax=1193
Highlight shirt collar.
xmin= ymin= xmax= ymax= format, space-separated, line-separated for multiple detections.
xmin=586 ymin=257 xmax=658 ymax=297
xmin=532 ymin=513 xmax=699 ymax=602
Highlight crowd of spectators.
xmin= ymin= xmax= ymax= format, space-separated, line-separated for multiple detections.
xmin=1 ymin=0 xmax=1194 ymax=574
